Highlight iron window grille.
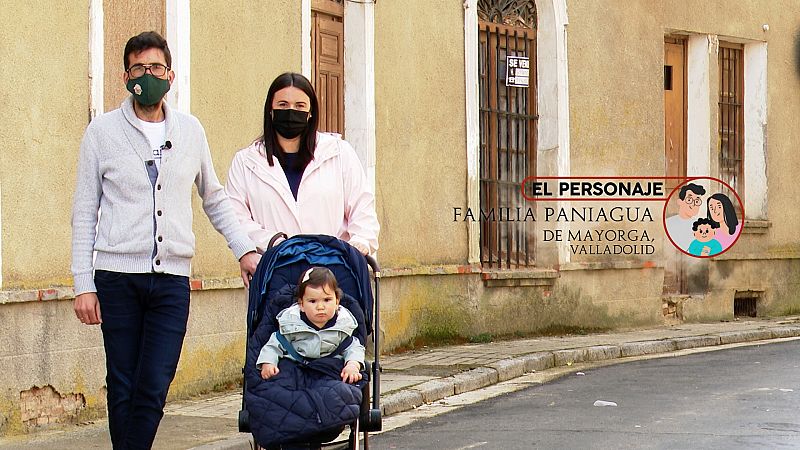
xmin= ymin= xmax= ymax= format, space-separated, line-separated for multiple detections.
xmin=478 ymin=1 xmax=538 ymax=269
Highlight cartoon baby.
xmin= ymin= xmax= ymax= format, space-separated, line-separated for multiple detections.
xmin=687 ymin=218 xmax=723 ymax=257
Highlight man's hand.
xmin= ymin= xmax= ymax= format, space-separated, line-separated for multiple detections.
xmin=74 ymin=293 xmax=102 ymax=325
xmin=260 ymin=363 xmax=279 ymax=379
xmin=239 ymin=251 xmax=262 ymax=289
xmin=341 ymin=360 xmax=363 ymax=383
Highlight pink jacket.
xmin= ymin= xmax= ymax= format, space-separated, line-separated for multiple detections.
xmin=225 ymin=133 xmax=379 ymax=253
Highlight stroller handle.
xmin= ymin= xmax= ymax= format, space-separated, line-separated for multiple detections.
xmin=364 ymin=254 xmax=380 ymax=275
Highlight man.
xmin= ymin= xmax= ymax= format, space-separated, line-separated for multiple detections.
xmin=665 ymin=182 xmax=706 ymax=251
xmin=71 ymin=31 xmax=261 ymax=449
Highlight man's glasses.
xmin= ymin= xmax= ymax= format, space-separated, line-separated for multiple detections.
xmin=127 ymin=63 xmax=169 ymax=78
xmin=684 ymin=196 xmax=702 ymax=206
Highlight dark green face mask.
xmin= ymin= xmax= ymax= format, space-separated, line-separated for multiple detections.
xmin=126 ymin=74 xmax=170 ymax=106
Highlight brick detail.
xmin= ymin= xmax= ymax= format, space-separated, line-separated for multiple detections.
xmin=19 ymin=385 xmax=86 ymax=430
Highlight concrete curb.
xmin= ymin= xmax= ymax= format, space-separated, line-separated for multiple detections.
xmin=672 ymin=335 xmax=722 ymax=350
xmin=488 ymin=358 xmax=525 ymax=382
xmin=410 ymin=378 xmax=456 ymax=403
xmin=452 ymin=367 xmax=498 ymax=395
xmin=381 ymin=390 xmax=424 ymax=416
xmin=718 ymin=329 xmax=774 ymax=344
xmin=192 ymin=324 xmax=800 ymax=449
xmin=375 ymin=325 xmax=800 ymax=419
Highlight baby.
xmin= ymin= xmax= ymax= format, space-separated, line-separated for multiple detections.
xmin=256 ymin=267 xmax=364 ymax=383
xmin=687 ymin=218 xmax=723 ymax=257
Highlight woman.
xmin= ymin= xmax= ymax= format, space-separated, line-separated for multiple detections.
xmin=226 ymin=72 xmax=379 ymax=254
xmin=706 ymin=192 xmax=741 ymax=250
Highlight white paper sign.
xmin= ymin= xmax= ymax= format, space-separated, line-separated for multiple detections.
xmin=506 ymin=56 xmax=530 ymax=88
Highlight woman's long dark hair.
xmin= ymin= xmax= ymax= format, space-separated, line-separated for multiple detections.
xmin=706 ymin=193 xmax=739 ymax=235
xmin=261 ymin=72 xmax=319 ymax=169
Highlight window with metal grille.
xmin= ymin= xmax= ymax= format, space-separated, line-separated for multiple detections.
xmin=478 ymin=0 xmax=537 ymax=269
xmin=718 ymin=43 xmax=744 ymax=207
xmin=734 ymin=290 xmax=760 ymax=317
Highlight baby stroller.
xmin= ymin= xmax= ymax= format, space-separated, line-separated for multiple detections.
xmin=238 ymin=234 xmax=382 ymax=449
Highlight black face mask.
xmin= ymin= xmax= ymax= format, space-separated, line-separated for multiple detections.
xmin=272 ymin=109 xmax=309 ymax=139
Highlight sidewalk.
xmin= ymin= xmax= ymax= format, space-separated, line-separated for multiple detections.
xmin=3 ymin=316 xmax=799 ymax=449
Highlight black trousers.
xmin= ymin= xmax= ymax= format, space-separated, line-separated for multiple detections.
xmin=95 ymin=270 xmax=190 ymax=450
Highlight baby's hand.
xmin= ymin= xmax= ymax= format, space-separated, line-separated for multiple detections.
xmin=260 ymin=363 xmax=279 ymax=379
xmin=701 ymin=246 xmax=711 ymax=256
xmin=341 ymin=360 xmax=363 ymax=384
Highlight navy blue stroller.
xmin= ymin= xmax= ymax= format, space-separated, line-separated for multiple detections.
xmin=239 ymin=234 xmax=382 ymax=449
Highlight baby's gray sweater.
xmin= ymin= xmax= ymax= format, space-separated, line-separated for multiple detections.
xmin=71 ymin=97 xmax=254 ymax=295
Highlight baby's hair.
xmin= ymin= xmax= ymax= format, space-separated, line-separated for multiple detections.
xmin=296 ymin=267 xmax=343 ymax=302
xmin=692 ymin=217 xmax=718 ymax=231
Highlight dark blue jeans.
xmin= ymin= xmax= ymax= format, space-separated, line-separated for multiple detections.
xmin=95 ymin=270 xmax=190 ymax=450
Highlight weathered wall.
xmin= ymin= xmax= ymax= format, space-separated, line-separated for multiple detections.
xmin=564 ymin=0 xmax=800 ymax=321
xmin=375 ymin=0 xmax=469 ymax=268
xmin=169 ymin=289 xmax=250 ymax=398
xmin=684 ymin=259 xmax=800 ymax=321
xmin=379 ymin=265 xmax=664 ymax=353
xmin=566 ymin=0 xmax=664 ymax=178
xmin=0 ymin=288 xmax=247 ymax=434
xmin=0 ymin=0 xmax=88 ymax=288
xmin=660 ymin=0 xmax=800 ymax=252
xmin=190 ymin=0 xmax=301 ymax=277
xmin=0 ymin=298 xmax=104 ymax=434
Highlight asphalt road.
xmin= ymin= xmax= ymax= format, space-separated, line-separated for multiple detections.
xmin=372 ymin=340 xmax=800 ymax=449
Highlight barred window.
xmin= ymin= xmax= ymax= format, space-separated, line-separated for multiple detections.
xmin=478 ymin=1 xmax=537 ymax=268
xmin=718 ymin=43 xmax=744 ymax=206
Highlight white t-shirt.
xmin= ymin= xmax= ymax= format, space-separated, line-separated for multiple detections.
xmin=139 ymin=119 xmax=167 ymax=170
xmin=665 ymin=214 xmax=696 ymax=251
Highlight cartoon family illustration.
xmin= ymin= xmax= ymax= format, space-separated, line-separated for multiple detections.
xmin=665 ymin=183 xmax=741 ymax=257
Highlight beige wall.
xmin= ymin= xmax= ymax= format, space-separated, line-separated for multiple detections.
xmin=566 ymin=0 xmax=664 ymax=177
xmin=375 ymin=0 xmax=469 ymax=268
xmin=0 ymin=0 xmax=89 ymax=289
xmin=379 ymin=267 xmax=663 ymax=352
xmin=190 ymin=0 xmax=301 ymax=277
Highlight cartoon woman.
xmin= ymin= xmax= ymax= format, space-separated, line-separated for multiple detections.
xmin=706 ymin=193 xmax=741 ymax=250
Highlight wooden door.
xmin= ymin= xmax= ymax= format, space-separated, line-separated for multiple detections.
xmin=663 ymin=38 xmax=687 ymax=295
xmin=664 ymin=39 xmax=686 ymax=196
xmin=312 ymin=0 xmax=345 ymax=135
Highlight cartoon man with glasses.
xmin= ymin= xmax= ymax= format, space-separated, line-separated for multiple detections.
xmin=665 ymin=182 xmax=706 ymax=251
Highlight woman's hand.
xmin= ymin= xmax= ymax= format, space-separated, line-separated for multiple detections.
xmin=341 ymin=360 xmax=363 ymax=383
xmin=349 ymin=241 xmax=369 ymax=255
xmin=260 ymin=363 xmax=279 ymax=379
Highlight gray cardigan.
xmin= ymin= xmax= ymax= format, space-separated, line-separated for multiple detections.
xmin=71 ymin=97 xmax=255 ymax=295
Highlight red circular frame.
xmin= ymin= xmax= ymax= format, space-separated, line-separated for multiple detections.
xmin=662 ymin=177 xmax=745 ymax=258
